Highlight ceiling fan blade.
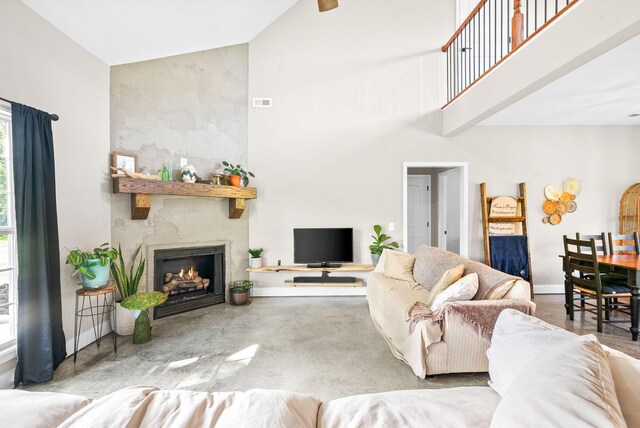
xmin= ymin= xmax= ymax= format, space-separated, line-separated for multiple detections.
xmin=318 ymin=0 xmax=338 ymax=12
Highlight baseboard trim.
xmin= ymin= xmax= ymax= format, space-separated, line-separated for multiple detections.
xmin=253 ymin=286 xmax=367 ymax=297
xmin=533 ymin=284 xmax=564 ymax=295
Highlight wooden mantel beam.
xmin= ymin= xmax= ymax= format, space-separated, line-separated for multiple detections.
xmin=112 ymin=177 xmax=257 ymax=220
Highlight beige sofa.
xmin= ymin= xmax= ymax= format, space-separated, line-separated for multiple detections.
xmin=367 ymin=245 xmax=534 ymax=377
xmin=2 ymin=311 xmax=637 ymax=427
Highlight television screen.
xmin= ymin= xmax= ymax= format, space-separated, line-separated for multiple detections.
xmin=294 ymin=228 xmax=353 ymax=264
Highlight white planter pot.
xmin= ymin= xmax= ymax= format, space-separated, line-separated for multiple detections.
xmin=114 ymin=303 xmax=141 ymax=336
xmin=249 ymin=257 xmax=262 ymax=269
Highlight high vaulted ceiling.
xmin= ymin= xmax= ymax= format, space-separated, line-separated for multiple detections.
xmin=21 ymin=0 xmax=299 ymax=65
xmin=480 ymin=34 xmax=640 ymax=126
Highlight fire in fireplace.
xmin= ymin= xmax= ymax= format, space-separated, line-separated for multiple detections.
xmin=153 ymin=245 xmax=225 ymax=318
xmin=163 ymin=267 xmax=210 ymax=294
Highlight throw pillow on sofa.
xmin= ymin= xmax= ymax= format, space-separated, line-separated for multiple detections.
xmin=425 ymin=264 xmax=464 ymax=307
xmin=383 ymin=251 xmax=416 ymax=282
xmin=430 ymin=272 xmax=478 ymax=311
xmin=373 ymin=249 xmax=405 ymax=273
xmin=491 ymin=334 xmax=626 ymax=428
xmin=486 ymin=309 xmax=574 ymax=396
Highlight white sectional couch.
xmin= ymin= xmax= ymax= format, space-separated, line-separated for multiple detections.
xmin=2 ymin=310 xmax=637 ymax=427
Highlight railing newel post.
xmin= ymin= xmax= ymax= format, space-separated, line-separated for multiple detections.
xmin=512 ymin=0 xmax=525 ymax=50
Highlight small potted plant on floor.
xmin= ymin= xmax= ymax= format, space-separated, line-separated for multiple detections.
xmin=120 ymin=291 xmax=167 ymax=344
xmin=222 ymin=161 xmax=255 ymax=187
xmin=248 ymin=248 xmax=264 ymax=269
xmin=110 ymin=244 xmax=145 ymax=335
xmin=229 ymin=280 xmax=253 ymax=306
xmin=369 ymin=224 xmax=400 ymax=266
xmin=66 ymin=243 xmax=118 ymax=289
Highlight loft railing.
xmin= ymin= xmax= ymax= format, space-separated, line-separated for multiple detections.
xmin=442 ymin=0 xmax=581 ymax=105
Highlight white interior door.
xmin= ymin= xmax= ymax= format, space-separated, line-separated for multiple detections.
xmin=438 ymin=174 xmax=448 ymax=251
xmin=407 ymin=175 xmax=431 ymax=253
xmin=438 ymin=168 xmax=462 ymax=254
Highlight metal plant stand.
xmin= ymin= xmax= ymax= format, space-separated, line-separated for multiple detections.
xmin=73 ymin=284 xmax=117 ymax=363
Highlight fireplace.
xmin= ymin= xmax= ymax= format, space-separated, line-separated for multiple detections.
xmin=153 ymin=245 xmax=225 ymax=318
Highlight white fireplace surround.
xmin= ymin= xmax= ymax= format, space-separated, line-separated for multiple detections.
xmin=145 ymin=240 xmax=233 ymax=308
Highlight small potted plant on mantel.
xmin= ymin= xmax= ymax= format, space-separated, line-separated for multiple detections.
xmin=65 ymin=243 xmax=118 ymax=290
xmin=229 ymin=280 xmax=253 ymax=306
xmin=369 ymin=224 xmax=399 ymax=266
xmin=222 ymin=161 xmax=255 ymax=187
xmin=248 ymin=248 xmax=264 ymax=269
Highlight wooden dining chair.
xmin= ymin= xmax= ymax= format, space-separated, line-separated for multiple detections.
xmin=563 ymin=235 xmax=632 ymax=332
xmin=570 ymin=233 xmax=608 ymax=311
xmin=608 ymin=232 xmax=640 ymax=255
xmin=576 ymin=233 xmax=608 ymax=255
xmin=605 ymin=232 xmax=640 ymax=309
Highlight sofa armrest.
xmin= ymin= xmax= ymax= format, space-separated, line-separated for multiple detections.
xmin=501 ymin=279 xmax=531 ymax=301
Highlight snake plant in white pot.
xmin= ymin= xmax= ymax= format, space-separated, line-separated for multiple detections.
xmin=248 ymin=248 xmax=264 ymax=269
xmin=111 ymin=244 xmax=146 ymax=336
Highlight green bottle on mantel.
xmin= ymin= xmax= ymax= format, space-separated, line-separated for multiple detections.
xmin=161 ymin=165 xmax=170 ymax=181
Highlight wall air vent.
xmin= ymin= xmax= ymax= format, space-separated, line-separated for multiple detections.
xmin=252 ymin=98 xmax=272 ymax=108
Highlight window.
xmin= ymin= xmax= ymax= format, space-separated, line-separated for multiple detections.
xmin=0 ymin=103 xmax=17 ymax=354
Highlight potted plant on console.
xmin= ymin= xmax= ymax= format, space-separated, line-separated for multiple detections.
xmin=111 ymin=244 xmax=146 ymax=336
xmin=248 ymin=248 xmax=264 ymax=269
xmin=222 ymin=161 xmax=255 ymax=187
xmin=369 ymin=224 xmax=399 ymax=266
xmin=229 ymin=280 xmax=253 ymax=306
xmin=66 ymin=243 xmax=118 ymax=290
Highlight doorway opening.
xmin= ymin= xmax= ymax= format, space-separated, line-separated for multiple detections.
xmin=403 ymin=162 xmax=468 ymax=257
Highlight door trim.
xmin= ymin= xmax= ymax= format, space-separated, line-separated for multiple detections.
xmin=402 ymin=162 xmax=469 ymax=258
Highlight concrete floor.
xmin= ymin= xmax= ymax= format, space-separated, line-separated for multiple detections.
xmin=23 ymin=294 xmax=639 ymax=400
xmin=535 ymin=294 xmax=640 ymax=358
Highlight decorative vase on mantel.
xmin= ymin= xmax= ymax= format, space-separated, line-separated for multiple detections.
xmin=181 ymin=165 xmax=197 ymax=183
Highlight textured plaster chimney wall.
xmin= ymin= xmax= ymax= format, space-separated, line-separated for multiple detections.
xmin=110 ymin=44 xmax=250 ymax=293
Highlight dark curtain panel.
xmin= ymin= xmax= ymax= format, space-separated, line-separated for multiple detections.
xmin=11 ymin=103 xmax=66 ymax=386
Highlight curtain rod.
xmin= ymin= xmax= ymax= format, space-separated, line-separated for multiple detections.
xmin=0 ymin=96 xmax=59 ymax=121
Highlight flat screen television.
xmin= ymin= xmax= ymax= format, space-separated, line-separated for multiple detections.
xmin=294 ymin=228 xmax=353 ymax=267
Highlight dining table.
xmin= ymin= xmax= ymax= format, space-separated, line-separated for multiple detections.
xmin=597 ymin=255 xmax=640 ymax=341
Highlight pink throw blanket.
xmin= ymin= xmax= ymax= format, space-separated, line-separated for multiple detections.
xmin=406 ymin=300 xmax=534 ymax=338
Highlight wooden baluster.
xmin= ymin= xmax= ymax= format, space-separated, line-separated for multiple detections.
xmin=512 ymin=0 xmax=525 ymax=49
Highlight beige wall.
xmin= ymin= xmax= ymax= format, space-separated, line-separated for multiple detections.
xmin=0 ymin=0 xmax=110 ymax=387
xmin=247 ymin=0 xmax=640 ymax=292
xmin=110 ymin=45 xmax=250 ymax=298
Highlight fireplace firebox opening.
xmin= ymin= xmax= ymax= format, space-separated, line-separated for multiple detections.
xmin=153 ymin=245 xmax=225 ymax=318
